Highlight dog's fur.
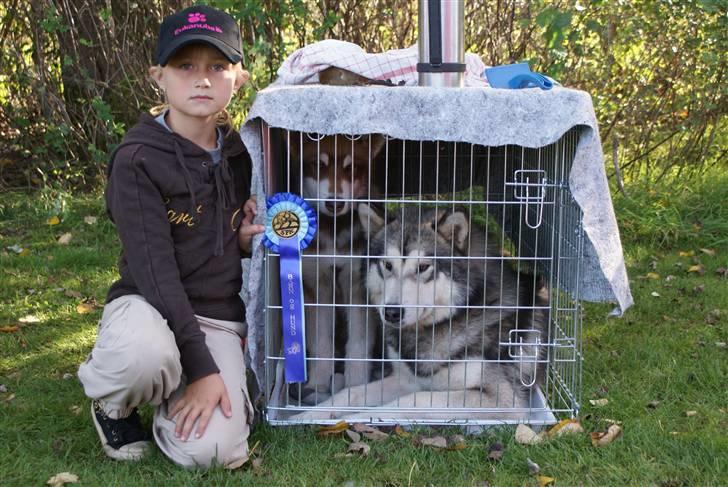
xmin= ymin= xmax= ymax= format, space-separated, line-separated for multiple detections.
xmin=292 ymin=204 xmax=549 ymax=421
xmin=292 ymin=134 xmax=385 ymax=403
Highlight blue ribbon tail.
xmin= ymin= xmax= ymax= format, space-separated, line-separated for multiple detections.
xmin=278 ymin=238 xmax=307 ymax=383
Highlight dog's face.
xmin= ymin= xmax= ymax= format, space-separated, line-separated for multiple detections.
xmin=296 ymin=134 xmax=385 ymax=218
xmin=359 ymin=204 xmax=477 ymax=329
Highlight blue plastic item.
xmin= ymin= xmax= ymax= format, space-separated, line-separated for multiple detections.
xmin=484 ymin=62 xmax=553 ymax=90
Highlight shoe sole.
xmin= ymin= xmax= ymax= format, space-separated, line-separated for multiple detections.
xmin=91 ymin=402 xmax=152 ymax=461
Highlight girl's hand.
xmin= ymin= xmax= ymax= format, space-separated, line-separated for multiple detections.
xmin=167 ymin=373 xmax=231 ymax=441
xmin=238 ymin=197 xmax=264 ymax=253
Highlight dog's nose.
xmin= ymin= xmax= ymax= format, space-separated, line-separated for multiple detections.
xmin=325 ymin=201 xmax=347 ymax=214
xmin=384 ymin=307 xmax=401 ymax=323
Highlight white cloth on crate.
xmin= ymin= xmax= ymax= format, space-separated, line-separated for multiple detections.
xmin=275 ymin=39 xmax=488 ymax=87
xmin=240 ymin=51 xmax=634 ymax=394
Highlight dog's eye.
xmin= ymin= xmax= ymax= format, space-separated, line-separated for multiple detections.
xmin=382 ymin=261 xmax=392 ymax=272
xmin=417 ymin=263 xmax=431 ymax=275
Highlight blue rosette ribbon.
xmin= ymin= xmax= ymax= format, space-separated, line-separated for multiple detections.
xmin=262 ymin=193 xmax=317 ymax=383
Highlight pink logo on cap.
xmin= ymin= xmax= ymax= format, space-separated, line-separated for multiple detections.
xmin=187 ymin=12 xmax=206 ymax=23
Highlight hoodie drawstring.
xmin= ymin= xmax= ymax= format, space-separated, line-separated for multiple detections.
xmin=212 ymin=156 xmax=237 ymax=256
xmin=173 ymin=140 xmax=198 ymax=219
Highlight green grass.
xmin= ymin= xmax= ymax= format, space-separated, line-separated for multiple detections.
xmin=1 ymin=174 xmax=726 ymax=486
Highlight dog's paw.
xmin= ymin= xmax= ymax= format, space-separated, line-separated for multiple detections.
xmin=288 ymin=384 xmax=331 ymax=405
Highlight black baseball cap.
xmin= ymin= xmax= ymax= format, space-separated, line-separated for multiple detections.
xmin=155 ymin=5 xmax=242 ymax=66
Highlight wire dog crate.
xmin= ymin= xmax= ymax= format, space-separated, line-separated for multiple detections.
xmin=261 ymin=122 xmax=583 ymax=426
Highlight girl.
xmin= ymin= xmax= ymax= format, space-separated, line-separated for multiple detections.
xmin=78 ymin=5 xmax=264 ymax=469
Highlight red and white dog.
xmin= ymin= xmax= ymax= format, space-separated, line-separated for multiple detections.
xmin=292 ymin=133 xmax=385 ymax=403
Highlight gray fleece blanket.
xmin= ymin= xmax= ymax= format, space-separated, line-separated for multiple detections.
xmin=240 ymin=84 xmax=634 ymax=391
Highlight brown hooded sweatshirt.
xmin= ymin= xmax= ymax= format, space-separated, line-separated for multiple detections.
xmin=105 ymin=113 xmax=251 ymax=383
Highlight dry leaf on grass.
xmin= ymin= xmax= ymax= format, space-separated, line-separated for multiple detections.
xmin=347 ymin=442 xmax=370 ymax=456
xmin=0 ymin=325 xmax=19 ymax=333
xmin=687 ymin=264 xmax=705 ymax=275
xmin=547 ymin=419 xmax=585 ymax=437
xmin=19 ymin=315 xmax=40 ymax=324
xmin=57 ymin=233 xmax=73 ymax=245
xmin=84 ymin=216 xmax=98 ymax=225
xmin=446 ymin=434 xmax=467 ymax=450
xmin=590 ymin=424 xmax=622 ymax=447
xmin=647 ymin=400 xmax=660 ymax=409
xmin=62 ymin=373 xmax=74 ymax=380
xmin=70 ymin=405 xmax=82 ymax=416
xmin=415 ymin=435 xmax=448 ymax=449
xmin=699 ymin=248 xmax=715 ymax=257
xmin=589 ymin=398 xmax=609 ymax=407
xmin=684 ymin=410 xmax=698 ymax=417
xmin=4 ymin=393 xmax=16 ymax=402
xmin=76 ymin=303 xmax=96 ymax=314
xmin=362 ymin=429 xmax=389 ymax=442
xmin=393 ymin=425 xmax=410 ymax=437
xmin=537 ymin=475 xmax=556 ymax=486
xmin=345 ymin=430 xmax=361 ymax=443
xmin=515 ymin=424 xmax=545 ymax=445
xmin=705 ymin=310 xmax=721 ymax=324
xmin=47 ymin=216 xmax=61 ymax=226
xmin=715 ymin=267 xmax=728 ymax=278
xmin=645 ymin=272 xmax=660 ymax=279
xmin=678 ymin=250 xmax=694 ymax=257
xmin=46 ymin=472 xmax=78 ymax=486
xmin=316 ymin=420 xmax=349 ymax=437
xmin=0 ymin=384 xmax=7 ymax=393
xmin=651 ymin=291 xmax=661 ymax=297
xmin=64 ymin=289 xmax=83 ymax=299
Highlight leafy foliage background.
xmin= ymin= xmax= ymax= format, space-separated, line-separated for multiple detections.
xmin=0 ymin=0 xmax=724 ymax=190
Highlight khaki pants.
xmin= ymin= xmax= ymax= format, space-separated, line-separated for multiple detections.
xmin=78 ymin=295 xmax=253 ymax=469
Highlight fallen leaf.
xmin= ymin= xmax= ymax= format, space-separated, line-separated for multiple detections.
xmin=4 ymin=393 xmax=16 ymax=403
xmin=515 ymin=424 xmax=545 ymax=445
xmin=347 ymin=441 xmax=370 ymax=456
xmin=70 ymin=405 xmax=82 ymax=415
xmin=46 ymin=472 xmax=78 ymax=486
xmin=393 ymin=425 xmax=410 ymax=437
xmin=64 ymin=289 xmax=83 ymax=299
xmin=76 ymin=303 xmax=95 ymax=314
xmin=0 ymin=325 xmax=19 ymax=333
xmin=316 ymin=420 xmax=349 ymax=437
xmin=351 ymin=423 xmax=378 ymax=433
xmin=251 ymin=457 xmax=264 ymax=472
xmin=447 ymin=434 xmax=467 ymax=450
xmin=687 ymin=264 xmax=705 ymax=275
xmin=537 ymin=475 xmax=556 ymax=486
xmin=699 ymin=248 xmax=715 ymax=257
xmin=416 ymin=435 xmax=448 ymax=448
xmin=345 ymin=430 xmax=361 ymax=443
xmin=693 ymin=284 xmax=705 ymax=294
xmin=548 ymin=419 xmax=585 ymax=437
xmin=705 ymin=310 xmax=721 ymax=324
xmin=19 ymin=315 xmax=40 ymax=324
xmin=590 ymin=424 xmax=622 ymax=447
xmin=716 ymin=342 xmax=726 ymax=349
xmin=678 ymin=250 xmax=694 ymax=257
xmin=83 ymin=216 xmax=98 ymax=225
xmin=646 ymin=272 xmax=660 ymax=280
xmin=651 ymin=291 xmax=661 ymax=297
xmin=0 ymin=385 xmax=6 ymax=393
xmin=647 ymin=400 xmax=660 ymax=409
xmin=715 ymin=267 xmax=728 ymax=278
xmin=57 ymin=233 xmax=73 ymax=245
xmin=526 ymin=457 xmax=540 ymax=475
xmin=665 ymin=275 xmax=676 ymax=281
xmin=487 ymin=442 xmax=503 ymax=461
xmin=589 ymin=398 xmax=609 ymax=407
xmin=62 ymin=373 xmax=74 ymax=380
xmin=362 ymin=429 xmax=389 ymax=442
xmin=684 ymin=410 xmax=698 ymax=417
xmin=47 ymin=216 xmax=61 ymax=225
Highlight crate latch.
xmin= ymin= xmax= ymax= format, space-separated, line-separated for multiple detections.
xmin=507 ymin=328 xmax=542 ymax=387
xmin=507 ymin=169 xmax=547 ymax=229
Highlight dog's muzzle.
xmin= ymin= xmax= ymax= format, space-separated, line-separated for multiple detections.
xmin=324 ymin=200 xmax=349 ymax=216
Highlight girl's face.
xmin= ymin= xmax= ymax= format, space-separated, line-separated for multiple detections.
xmin=150 ymin=43 xmax=246 ymax=123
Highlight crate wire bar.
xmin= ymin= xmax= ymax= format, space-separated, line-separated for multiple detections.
xmin=262 ymin=122 xmax=584 ymax=425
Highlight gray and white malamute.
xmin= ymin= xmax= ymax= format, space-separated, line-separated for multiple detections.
xmin=293 ymin=204 xmax=549 ymax=421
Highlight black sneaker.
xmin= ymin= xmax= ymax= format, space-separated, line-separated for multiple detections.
xmin=91 ymin=400 xmax=152 ymax=460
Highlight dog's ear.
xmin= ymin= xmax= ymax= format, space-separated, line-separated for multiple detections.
xmin=358 ymin=203 xmax=385 ymax=234
xmin=355 ymin=134 xmax=386 ymax=159
xmin=435 ymin=210 xmax=470 ymax=251
xmin=369 ymin=134 xmax=386 ymax=158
